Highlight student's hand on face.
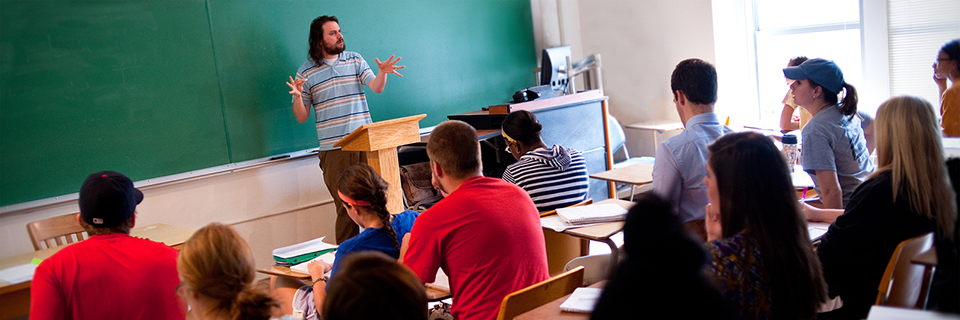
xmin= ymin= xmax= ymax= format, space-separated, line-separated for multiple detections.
xmin=705 ymin=203 xmax=722 ymax=242
xmin=286 ymin=76 xmax=306 ymax=97
xmin=934 ymin=71 xmax=948 ymax=90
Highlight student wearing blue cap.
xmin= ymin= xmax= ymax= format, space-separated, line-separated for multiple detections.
xmin=784 ymin=58 xmax=874 ymax=210
xmin=30 ymin=171 xmax=184 ymax=320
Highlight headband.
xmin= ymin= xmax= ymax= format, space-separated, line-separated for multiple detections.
xmin=501 ymin=130 xmax=518 ymax=144
xmin=337 ymin=190 xmax=371 ymax=207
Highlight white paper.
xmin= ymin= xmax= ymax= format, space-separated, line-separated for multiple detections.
xmin=272 ymin=236 xmax=337 ymax=259
xmin=0 ymin=263 xmax=38 ymax=284
xmin=559 ymin=287 xmax=602 ymax=313
xmin=540 ymin=215 xmax=607 ymax=232
xmin=556 ymin=203 xmax=627 ymax=225
xmin=289 ymin=251 xmax=336 ymax=275
xmin=808 ymin=222 xmax=830 ymax=241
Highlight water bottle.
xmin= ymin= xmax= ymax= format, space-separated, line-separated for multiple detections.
xmin=782 ymin=134 xmax=798 ymax=172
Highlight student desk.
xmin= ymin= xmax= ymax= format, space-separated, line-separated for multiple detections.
xmin=588 ymin=162 xmax=653 ymax=201
xmin=258 ymin=265 xmax=453 ymax=302
xmin=0 ymin=223 xmax=195 ymax=320
xmin=542 ymin=199 xmax=634 ymax=267
xmin=514 ymin=280 xmax=606 ymax=320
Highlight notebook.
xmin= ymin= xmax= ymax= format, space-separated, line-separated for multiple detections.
xmin=272 ymin=236 xmax=338 ymax=265
xmin=556 ymin=203 xmax=628 ymax=225
xmin=559 ymin=287 xmax=602 ymax=313
xmin=289 ymin=251 xmax=337 ymax=275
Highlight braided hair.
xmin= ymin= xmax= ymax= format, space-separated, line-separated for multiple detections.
xmin=338 ymin=163 xmax=400 ymax=252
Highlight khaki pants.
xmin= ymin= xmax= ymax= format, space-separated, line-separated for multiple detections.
xmin=318 ymin=149 xmax=365 ymax=244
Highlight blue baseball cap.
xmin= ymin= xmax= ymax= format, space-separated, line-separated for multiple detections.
xmin=783 ymin=58 xmax=844 ymax=94
xmin=79 ymin=171 xmax=143 ymax=227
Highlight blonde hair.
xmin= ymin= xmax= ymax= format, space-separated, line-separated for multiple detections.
xmin=875 ymin=96 xmax=956 ymax=236
xmin=177 ymin=223 xmax=279 ymax=320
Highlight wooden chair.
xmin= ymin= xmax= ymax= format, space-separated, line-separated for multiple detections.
xmin=875 ymin=232 xmax=935 ymax=309
xmin=27 ymin=213 xmax=87 ymax=251
xmin=541 ymin=198 xmax=593 ymax=275
xmin=495 ymin=266 xmax=585 ymax=320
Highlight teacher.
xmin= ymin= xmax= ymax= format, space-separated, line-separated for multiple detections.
xmin=286 ymin=15 xmax=405 ymax=244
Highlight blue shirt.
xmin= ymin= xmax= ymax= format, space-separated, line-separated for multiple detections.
xmin=652 ymin=113 xmax=732 ymax=222
xmin=327 ymin=210 xmax=418 ymax=285
xmin=296 ymin=51 xmax=377 ymax=150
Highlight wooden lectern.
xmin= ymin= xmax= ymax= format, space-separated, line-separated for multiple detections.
xmin=334 ymin=114 xmax=427 ymax=213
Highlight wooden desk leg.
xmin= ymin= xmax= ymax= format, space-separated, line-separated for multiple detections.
xmin=366 ymin=148 xmax=405 ymax=214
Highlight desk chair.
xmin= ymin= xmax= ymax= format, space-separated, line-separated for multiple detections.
xmin=563 ymin=253 xmax=618 ymax=286
xmin=27 ymin=213 xmax=87 ymax=251
xmin=875 ymin=232 xmax=935 ymax=309
xmin=541 ymin=198 xmax=592 ymax=275
xmin=608 ymin=116 xmax=655 ymax=200
xmin=495 ymin=266 xmax=584 ymax=320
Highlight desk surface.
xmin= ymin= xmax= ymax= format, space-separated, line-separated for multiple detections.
xmin=589 ymin=163 xmax=653 ymax=186
xmin=514 ymin=281 xmax=606 ymax=320
xmin=258 ymin=265 xmax=453 ymax=301
xmin=624 ymin=121 xmax=684 ymax=132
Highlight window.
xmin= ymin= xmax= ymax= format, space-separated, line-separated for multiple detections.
xmin=753 ymin=0 xmax=862 ymax=127
xmin=714 ymin=0 xmax=960 ymax=127
xmin=887 ymin=0 xmax=960 ymax=107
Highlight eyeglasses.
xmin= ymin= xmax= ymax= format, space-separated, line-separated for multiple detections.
xmin=504 ymin=140 xmax=515 ymax=153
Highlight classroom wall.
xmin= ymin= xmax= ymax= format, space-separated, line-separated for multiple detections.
xmin=576 ymin=0 xmax=717 ymax=157
xmin=0 ymin=157 xmax=337 ymax=273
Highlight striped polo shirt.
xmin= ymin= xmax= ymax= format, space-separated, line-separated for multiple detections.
xmin=296 ymin=51 xmax=376 ymax=150
xmin=502 ymin=145 xmax=590 ymax=212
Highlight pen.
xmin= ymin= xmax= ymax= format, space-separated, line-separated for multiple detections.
xmin=801 ymin=187 xmax=808 ymax=200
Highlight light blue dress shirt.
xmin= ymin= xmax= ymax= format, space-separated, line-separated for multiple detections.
xmin=652 ymin=113 xmax=732 ymax=223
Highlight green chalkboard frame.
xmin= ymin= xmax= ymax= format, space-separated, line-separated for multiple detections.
xmin=0 ymin=0 xmax=536 ymax=207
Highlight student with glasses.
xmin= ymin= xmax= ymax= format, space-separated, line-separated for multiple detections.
xmin=935 ymin=39 xmax=960 ymax=137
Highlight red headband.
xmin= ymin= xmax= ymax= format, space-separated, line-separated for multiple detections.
xmin=337 ymin=190 xmax=371 ymax=207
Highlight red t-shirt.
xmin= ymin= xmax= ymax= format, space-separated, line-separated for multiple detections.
xmin=403 ymin=177 xmax=549 ymax=320
xmin=30 ymin=233 xmax=185 ymax=320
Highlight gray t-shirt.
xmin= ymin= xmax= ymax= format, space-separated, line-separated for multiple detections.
xmin=801 ymin=105 xmax=874 ymax=206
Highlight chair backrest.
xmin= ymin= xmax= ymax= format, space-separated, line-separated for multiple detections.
xmin=496 ymin=266 xmax=585 ymax=320
xmin=539 ymin=198 xmax=593 ymax=217
xmin=27 ymin=213 xmax=88 ymax=251
xmin=607 ymin=115 xmax=628 ymax=160
xmin=876 ymin=232 xmax=935 ymax=308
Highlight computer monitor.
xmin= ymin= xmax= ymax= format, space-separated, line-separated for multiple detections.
xmin=540 ymin=45 xmax=571 ymax=93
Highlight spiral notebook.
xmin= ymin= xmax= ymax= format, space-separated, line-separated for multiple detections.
xmin=556 ymin=203 xmax=627 ymax=225
xmin=559 ymin=287 xmax=602 ymax=313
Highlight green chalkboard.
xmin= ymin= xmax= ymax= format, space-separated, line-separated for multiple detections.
xmin=0 ymin=0 xmax=536 ymax=206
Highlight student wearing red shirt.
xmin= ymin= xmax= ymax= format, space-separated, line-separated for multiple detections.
xmin=30 ymin=171 xmax=184 ymax=320
xmin=402 ymin=120 xmax=550 ymax=320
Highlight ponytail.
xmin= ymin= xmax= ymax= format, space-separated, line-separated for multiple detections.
xmin=812 ymin=80 xmax=858 ymax=119
xmin=371 ymin=191 xmax=401 ymax=252
xmin=232 ymin=286 xmax=280 ymax=320
xmin=838 ymin=83 xmax=858 ymax=117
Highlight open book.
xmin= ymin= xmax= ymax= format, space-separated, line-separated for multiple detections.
xmin=556 ymin=203 xmax=627 ymax=225
xmin=559 ymin=287 xmax=602 ymax=313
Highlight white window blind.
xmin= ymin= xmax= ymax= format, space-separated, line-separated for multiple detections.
xmin=887 ymin=0 xmax=960 ymax=106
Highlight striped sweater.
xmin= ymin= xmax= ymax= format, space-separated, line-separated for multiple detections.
xmin=296 ymin=51 xmax=376 ymax=150
xmin=502 ymin=145 xmax=589 ymax=212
